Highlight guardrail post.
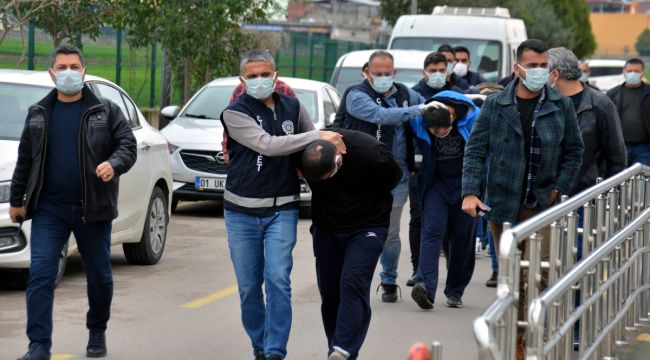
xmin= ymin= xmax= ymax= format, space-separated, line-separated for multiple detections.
xmin=431 ymin=341 xmax=442 ymax=360
xmin=525 ymin=232 xmax=541 ymax=353
xmin=644 ymin=178 xmax=650 ymax=321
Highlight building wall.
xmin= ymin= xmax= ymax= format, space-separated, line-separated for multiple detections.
xmin=590 ymin=13 xmax=650 ymax=57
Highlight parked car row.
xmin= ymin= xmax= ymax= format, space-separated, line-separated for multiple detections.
xmin=0 ymin=70 xmax=173 ymax=288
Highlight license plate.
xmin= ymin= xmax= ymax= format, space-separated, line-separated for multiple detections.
xmin=195 ymin=177 xmax=226 ymax=191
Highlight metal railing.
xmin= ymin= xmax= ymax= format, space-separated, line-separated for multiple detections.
xmin=472 ymin=163 xmax=650 ymax=359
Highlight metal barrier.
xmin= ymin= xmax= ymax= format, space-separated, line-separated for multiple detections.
xmin=472 ymin=163 xmax=650 ymax=359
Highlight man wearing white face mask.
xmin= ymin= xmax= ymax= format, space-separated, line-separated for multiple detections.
xmin=412 ymin=52 xmax=464 ymax=99
xmin=461 ymin=39 xmax=583 ymax=359
xmin=10 ymin=44 xmax=137 ymax=360
xmin=220 ymin=49 xmax=344 ymax=360
xmin=607 ymin=58 xmax=650 ymax=166
xmin=453 ymin=46 xmax=484 ymax=86
xmin=437 ymin=44 xmax=470 ymax=91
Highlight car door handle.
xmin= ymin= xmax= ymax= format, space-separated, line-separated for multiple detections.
xmin=140 ymin=143 xmax=151 ymax=151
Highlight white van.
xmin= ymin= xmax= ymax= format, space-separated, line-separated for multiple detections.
xmin=387 ymin=6 xmax=527 ymax=83
xmin=330 ymin=49 xmax=432 ymax=94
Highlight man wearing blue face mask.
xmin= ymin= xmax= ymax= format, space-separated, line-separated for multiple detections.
xmin=342 ymin=50 xmax=434 ymax=303
xmin=220 ymin=49 xmax=344 ymax=360
xmin=607 ymin=58 xmax=650 ymax=166
xmin=10 ymin=44 xmax=137 ymax=360
xmin=460 ymin=39 xmax=583 ymax=359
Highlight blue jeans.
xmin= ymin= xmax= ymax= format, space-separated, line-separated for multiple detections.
xmin=487 ymin=229 xmax=497 ymax=273
xmin=627 ymin=142 xmax=650 ymax=166
xmin=224 ymin=208 xmax=298 ymax=359
xmin=312 ymin=226 xmax=386 ymax=360
xmin=27 ymin=199 xmax=113 ymax=353
xmin=379 ymin=178 xmax=409 ymax=285
xmin=417 ymin=176 xmax=477 ymax=300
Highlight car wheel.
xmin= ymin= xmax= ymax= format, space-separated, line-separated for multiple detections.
xmin=171 ymin=199 xmax=179 ymax=212
xmin=54 ymin=241 xmax=69 ymax=287
xmin=123 ymin=187 xmax=168 ymax=265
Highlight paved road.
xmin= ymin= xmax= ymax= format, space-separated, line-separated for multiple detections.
xmin=0 ymin=201 xmax=496 ymax=360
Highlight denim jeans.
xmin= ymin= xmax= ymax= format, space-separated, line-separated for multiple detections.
xmin=379 ymin=178 xmax=409 ymax=285
xmin=417 ymin=176 xmax=477 ymax=300
xmin=224 ymin=208 xmax=298 ymax=359
xmin=312 ymin=226 xmax=386 ymax=360
xmin=27 ymin=198 xmax=113 ymax=353
xmin=627 ymin=142 xmax=650 ymax=167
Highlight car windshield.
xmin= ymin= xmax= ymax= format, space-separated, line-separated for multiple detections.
xmin=0 ymin=83 xmax=51 ymax=140
xmin=294 ymin=89 xmax=318 ymax=122
xmin=333 ymin=68 xmax=423 ymax=94
xmin=391 ymin=38 xmax=502 ymax=82
xmin=182 ymin=84 xmax=319 ymax=123
xmin=589 ymin=66 xmax=624 ymax=77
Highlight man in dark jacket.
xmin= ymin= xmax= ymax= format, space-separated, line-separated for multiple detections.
xmin=331 ymin=62 xmax=369 ymax=129
xmin=300 ymin=129 xmax=402 ymax=360
xmin=453 ymin=46 xmax=484 ymax=86
xmin=9 ymin=45 xmax=137 ymax=360
xmin=607 ymin=58 xmax=650 ymax=166
xmin=437 ymin=44 xmax=470 ymax=91
xmin=548 ymin=47 xmax=627 ymax=196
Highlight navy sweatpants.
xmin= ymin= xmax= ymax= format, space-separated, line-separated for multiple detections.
xmin=311 ymin=225 xmax=386 ymax=360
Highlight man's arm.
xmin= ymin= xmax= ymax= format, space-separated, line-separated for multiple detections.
xmin=598 ymin=99 xmax=627 ymax=177
xmin=10 ymin=113 xmax=33 ymax=207
xmin=554 ymin=98 xmax=585 ymax=194
xmin=223 ymin=109 xmax=321 ymax=156
xmin=106 ymin=102 xmax=137 ymax=177
xmin=346 ymin=90 xmax=423 ymax=126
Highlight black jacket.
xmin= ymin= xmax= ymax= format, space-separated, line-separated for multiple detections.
xmin=10 ymin=86 xmax=137 ymax=222
xmin=606 ymin=82 xmax=650 ymax=142
xmin=572 ymin=85 xmax=627 ymax=195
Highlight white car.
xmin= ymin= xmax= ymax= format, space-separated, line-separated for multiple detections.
xmin=160 ymin=76 xmax=340 ymax=214
xmin=585 ymin=59 xmax=626 ymax=93
xmin=330 ymin=49 xmax=433 ymax=94
xmin=0 ymin=70 xmax=173 ymax=288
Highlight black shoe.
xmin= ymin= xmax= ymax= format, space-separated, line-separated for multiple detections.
xmin=485 ymin=272 xmax=498 ymax=288
xmin=406 ymin=273 xmax=417 ymax=287
xmin=411 ymin=282 xmax=433 ymax=310
xmin=254 ymin=351 xmax=265 ymax=360
xmin=377 ymin=283 xmax=400 ymax=303
xmin=86 ymin=331 xmax=107 ymax=358
xmin=17 ymin=346 xmax=50 ymax=360
xmin=266 ymin=355 xmax=283 ymax=360
xmin=446 ymin=296 xmax=463 ymax=308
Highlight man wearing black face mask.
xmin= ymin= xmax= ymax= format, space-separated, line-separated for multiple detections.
xmin=300 ymin=129 xmax=402 ymax=360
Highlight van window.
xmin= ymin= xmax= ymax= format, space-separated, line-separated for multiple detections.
xmin=391 ymin=38 xmax=502 ymax=82
xmin=333 ymin=68 xmax=423 ymax=94
xmin=589 ymin=66 xmax=624 ymax=77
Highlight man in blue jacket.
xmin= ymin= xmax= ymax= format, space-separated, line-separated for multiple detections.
xmin=409 ymin=91 xmax=480 ymax=309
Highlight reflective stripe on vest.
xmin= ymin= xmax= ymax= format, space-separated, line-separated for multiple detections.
xmin=224 ymin=189 xmax=300 ymax=208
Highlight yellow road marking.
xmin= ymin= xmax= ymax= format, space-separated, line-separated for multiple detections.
xmin=181 ymin=285 xmax=238 ymax=309
xmin=636 ymin=333 xmax=650 ymax=342
xmin=52 ymin=355 xmax=76 ymax=360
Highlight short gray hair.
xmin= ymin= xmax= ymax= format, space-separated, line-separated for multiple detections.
xmin=240 ymin=49 xmax=276 ymax=74
xmin=548 ymin=47 xmax=582 ymax=81
xmin=49 ymin=44 xmax=85 ymax=68
xmin=368 ymin=50 xmax=393 ymax=66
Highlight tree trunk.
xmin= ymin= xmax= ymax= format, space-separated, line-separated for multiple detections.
xmin=16 ymin=24 xmax=28 ymax=69
xmin=183 ymin=57 xmax=192 ymax=103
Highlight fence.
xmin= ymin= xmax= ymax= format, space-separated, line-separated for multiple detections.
xmin=468 ymin=163 xmax=650 ymax=359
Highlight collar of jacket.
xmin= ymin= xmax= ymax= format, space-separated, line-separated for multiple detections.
xmin=35 ymin=84 xmax=103 ymax=112
xmin=576 ymin=84 xmax=596 ymax=115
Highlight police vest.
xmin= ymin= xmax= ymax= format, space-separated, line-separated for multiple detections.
xmin=220 ymin=92 xmax=301 ymax=215
xmin=342 ymin=80 xmax=411 ymax=150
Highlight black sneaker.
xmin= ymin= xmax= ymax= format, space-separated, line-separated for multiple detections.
xmin=254 ymin=351 xmax=265 ymax=360
xmin=266 ymin=355 xmax=283 ymax=360
xmin=446 ymin=296 xmax=463 ymax=308
xmin=16 ymin=346 xmax=49 ymax=360
xmin=410 ymin=282 xmax=433 ymax=310
xmin=485 ymin=272 xmax=498 ymax=288
xmin=377 ymin=283 xmax=400 ymax=302
xmin=86 ymin=330 xmax=107 ymax=358
xmin=406 ymin=273 xmax=417 ymax=287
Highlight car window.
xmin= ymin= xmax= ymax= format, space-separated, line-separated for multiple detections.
xmin=94 ymin=83 xmax=132 ymax=126
xmin=326 ymin=87 xmax=341 ymax=109
xmin=321 ymin=89 xmax=336 ymax=125
xmin=0 ymin=83 xmax=51 ymax=140
xmin=589 ymin=66 xmax=624 ymax=77
xmin=181 ymin=85 xmax=234 ymax=121
xmin=391 ymin=38 xmax=502 ymax=82
xmin=294 ymin=89 xmax=318 ymax=123
xmin=121 ymin=93 xmax=140 ymax=128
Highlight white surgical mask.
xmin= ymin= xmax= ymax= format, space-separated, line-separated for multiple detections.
xmin=453 ymin=63 xmax=468 ymax=78
xmin=426 ymin=72 xmax=447 ymax=89
xmin=579 ymin=73 xmax=589 ymax=82
xmin=245 ymin=75 xmax=275 ymax=100
xmin=518 ymin=64 xmax=549 ymax=93
xmin=370 ymin=73 xmax=394 ymax=93
xmin=446 ymin=62 xmax=455 ymax=76
xmin=54 ymin=69 xmax=84 ymax=95
xmin=625 ymin=72 xmax=642 ymax=86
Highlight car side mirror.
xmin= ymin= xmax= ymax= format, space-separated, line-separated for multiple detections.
xmin=160 ymin=105 xmax=180 ymax=119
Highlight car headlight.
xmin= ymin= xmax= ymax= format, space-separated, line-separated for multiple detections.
xmin=0 ymin=181 xmax=10 ymax=203
xmin=0 ymin=228 xmax=25 ymax=253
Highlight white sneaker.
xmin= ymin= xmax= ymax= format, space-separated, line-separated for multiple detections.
xmin=475 ymin=237 xmax=482 ymax=255
xmin=329 ymin=346 xmax=350 ymax=360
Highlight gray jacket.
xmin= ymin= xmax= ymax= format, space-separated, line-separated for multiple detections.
xmin=572 ymin=85 xmax=627 ymax=195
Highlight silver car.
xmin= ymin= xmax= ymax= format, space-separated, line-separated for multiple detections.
xmin=160 ymin=77 xmax=341 ymax=213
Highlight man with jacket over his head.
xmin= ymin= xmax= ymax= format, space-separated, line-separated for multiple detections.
xmin=10 ymin=44 xmax=137 ymax=360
